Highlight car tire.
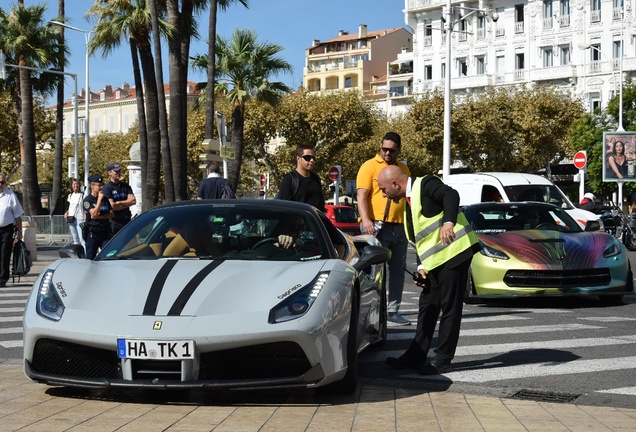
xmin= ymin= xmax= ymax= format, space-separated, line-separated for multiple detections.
xmin=328 ymin=292 xmax=359 ymax=395
xmin=463 ymin=270 xmax=481 ymax=304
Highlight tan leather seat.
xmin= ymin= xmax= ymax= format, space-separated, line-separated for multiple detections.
xmin=163 ymin=234 xmax=191 ymax=256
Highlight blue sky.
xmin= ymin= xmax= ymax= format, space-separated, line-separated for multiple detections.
xmin=38 ymin=0 xmax=408 ymax=101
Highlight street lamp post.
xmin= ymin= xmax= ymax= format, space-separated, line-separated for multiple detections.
xmin=442 ymin=2 xmax=498 ymax=179
xmin=49 ymin=21 xmax=93 ymax=193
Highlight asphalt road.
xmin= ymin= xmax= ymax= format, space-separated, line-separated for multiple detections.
xmin=2 ymin=246 xmax=636 ymax=409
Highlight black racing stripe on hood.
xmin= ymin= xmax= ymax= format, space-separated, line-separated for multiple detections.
xmin=143 ymin=260 xmax=179 ymax=315
xmin=167 ymin=260 xmax=224 ymax=316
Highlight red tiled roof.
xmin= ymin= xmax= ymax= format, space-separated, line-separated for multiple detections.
xmin=310 ymin=28 xmax=403 ymax=49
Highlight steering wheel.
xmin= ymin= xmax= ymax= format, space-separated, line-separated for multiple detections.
xmin=251 ymin=237 xmax=279 ymax=249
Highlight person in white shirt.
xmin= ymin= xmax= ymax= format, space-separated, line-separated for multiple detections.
xmin=64 ymin=179 xmax=85 ymax=251
xmin=0 ymin=173 xmax=24 ymax=287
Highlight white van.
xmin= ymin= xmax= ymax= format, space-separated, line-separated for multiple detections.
xmin=444 ymin=172 xmax=601 ymax=228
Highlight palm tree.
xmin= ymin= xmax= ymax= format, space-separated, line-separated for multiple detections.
xmin=204 ymin=0 xmax=249 ymax=140
xmin=193 ymin=28 xmax=292 ymax=190
xmin=87 ymin=0 xmax=173 ymax=210
xmin=0 ymin=2 xmax=61 ymax=215
xmin=51 ymin=0 xmax=65 ymax=217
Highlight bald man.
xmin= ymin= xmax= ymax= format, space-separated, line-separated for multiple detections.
xmin=377 ymin=165 xmax=480 ymax=375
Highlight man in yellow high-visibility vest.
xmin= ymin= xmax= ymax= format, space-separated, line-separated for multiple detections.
xmin=377 ymin=165 xmax=480 ymax=375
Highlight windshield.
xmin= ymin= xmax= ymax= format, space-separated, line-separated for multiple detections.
xmin=97 ymin=204 xmax=329 ymax=261
xmin=504 ymin=184 xmax=573 ymax=209
xmin=333 ymin=207 xmax=358 ymax=223
xmin=464 ymin=203 xmax=583 ymax=234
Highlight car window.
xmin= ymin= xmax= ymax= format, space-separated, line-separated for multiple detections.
xmin=504 ymin=185 xmax=572 ymax=209
xmin=465 ymin=204 xmax=582 ymax=234
xmin=98 ymin=204 xmax=331 ymax=261
xmin=334 ymin=207 xmax=358 ymax=223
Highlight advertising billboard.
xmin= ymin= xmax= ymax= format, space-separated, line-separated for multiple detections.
xmin=603 ymin=132 xmax=636 ymax=182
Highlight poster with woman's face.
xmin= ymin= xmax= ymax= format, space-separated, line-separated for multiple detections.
xmin=603 ymin=132 xmax=636 ymax=181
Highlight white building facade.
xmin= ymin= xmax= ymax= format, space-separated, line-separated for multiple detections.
xmin=404 ymin=0 xmax=634 ymax=114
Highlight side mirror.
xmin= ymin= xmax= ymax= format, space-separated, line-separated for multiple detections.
xmin=353 ymin=245 xmax=391 ymax=272
xmin=584 ymin=220 xmax=602 ymax=232
xmin=59 ymin=244 xmax=86 ymax=259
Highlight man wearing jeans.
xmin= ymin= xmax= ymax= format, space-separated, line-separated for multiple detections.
xmin=356 ymin=132 xmax=411 ymax=325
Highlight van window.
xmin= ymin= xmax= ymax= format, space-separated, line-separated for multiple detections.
xmin=481 ymin=186 xmax=503 ymax=202
xmin=505 ymin=185 xmax=572 ymax=209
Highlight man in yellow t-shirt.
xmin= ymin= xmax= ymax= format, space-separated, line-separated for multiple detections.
xmin=356 ymin=132 xmax=411 ymax=325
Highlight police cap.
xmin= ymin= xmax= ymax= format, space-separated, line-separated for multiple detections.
xmin=88 ymin=175 xmax=103 ymax=184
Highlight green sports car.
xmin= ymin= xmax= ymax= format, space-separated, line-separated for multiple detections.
xmin=463 ymin=202 xmax=633 ymax=304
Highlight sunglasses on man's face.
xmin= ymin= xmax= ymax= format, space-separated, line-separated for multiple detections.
xmin=300 ymin=155 xmax=315 ymax=161
xmin=381 ymin=147 xmax=397 ymax=154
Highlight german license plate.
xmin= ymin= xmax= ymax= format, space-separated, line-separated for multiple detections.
xmin=117 ymin=339 xmax=194 ymax=359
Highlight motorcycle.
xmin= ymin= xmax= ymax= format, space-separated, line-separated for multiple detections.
xmin=597 ymin=205 xmax=636 ymax=251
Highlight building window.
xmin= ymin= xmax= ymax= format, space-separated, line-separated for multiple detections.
xmin=613 ymin=40 xmax=622 ymax=69
xmin=458 ymin=58 xmax=467 ymax=77
xmin=109 ymin=116 xmax=115 ymax=132
xmin=560 ymin=45 xmax=571 ymax=65
xmin=424 ymin=65 xmax=433 ymax=80
xmin=424 ymin=24 xmax=433 ymax=46
xmin=495 ymin=7 xmax=505 ymax=36
xmin=543 ymin=0 xmax=553 ymax=29
xmin=79 ymin=118 xmax=85 ymax=135
xmin=476 ymin=56 xmax=486 ymax=75
xmin=590 ymin=93 xmax=602 ymax=113
xmin=476 ymin=16 xmax=486 ymax=39
xmin=496 ymin=55 xmax=505 ymax=82
xmin=515 ymin=4 xmax=525 ymax=33
xmin=591 ymin=0 xmax=601 ymax=21
xmin=515 ymin=53 xmax=525 ymax=80
xmin=345 ymin=77 xmax=352 ymax=88
xmin=458 ymin=17 xmax=468 ymax=42
xmin=542 ymin=47 xmax=554 ymax=67
xmin=124 ymin=114 xmax=130 ymax=131
xmin=441 ymin=62 xmax=446 ymax=79
xmin=559 ymin=0 xmax=570 ymax=25
xmin=94 ymin=117 xmax=99 ymax=133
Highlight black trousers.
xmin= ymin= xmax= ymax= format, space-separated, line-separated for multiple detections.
xmin=0 ymin=224 xmax=15 ymax=283
xmin=405 ymin=256 xmax=472 ymax=362
xmin=85 ymin=230 xmax=112 ymax=260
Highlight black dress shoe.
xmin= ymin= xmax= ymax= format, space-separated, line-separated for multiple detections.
xmin=419 ymin=358 xmax=452 ymax=375
xmin=385 ymin=354 xmax=422 ymax=370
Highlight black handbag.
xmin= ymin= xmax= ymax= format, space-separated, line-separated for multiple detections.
xmin=66 ymin=216 xmax=76 ymax=224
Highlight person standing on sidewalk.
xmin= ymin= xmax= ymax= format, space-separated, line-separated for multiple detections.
xmin=356 ymin=132 xmax=411 ymax=325
xmin=378 ymin=166 xmax=480 ymax=374
xmin=277 ymin=145 xmax=325 ymax=212
xmin=64 ymin=179 xmax=85 ymax=251
xmin=101 ymin=162 xmax=136 ymax=235
xmin=0 ymin=173 xmax=23 ymax=287
xmin=83 ymin=175 xmax=113 ymax=260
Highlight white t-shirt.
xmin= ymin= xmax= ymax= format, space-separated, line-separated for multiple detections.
xmin=0 ymin=189 xmax=24 ymax=228
xmin=67 ymin=192 xmax=85 ymax=220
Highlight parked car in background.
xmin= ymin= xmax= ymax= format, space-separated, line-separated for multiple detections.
xmin=325 ymin=204 xmax=361 ymax=235
xmin=444 ymin=172 xmax=602 ymax=229
xmin=463 ymin=202 xmax=632 ymax=304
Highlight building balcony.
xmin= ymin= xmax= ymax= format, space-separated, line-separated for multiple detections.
xmin=558 ymin=14 xmax=570 ymax=26
xmin=590 ymin=10 xmax=601 ymax=23
xmin=528 ymin=65 xmax=577 ymax=82
xmin=452 ymin=74 xmax=493 ymax=89
xmin=515 ymin=21 xmax=524 ymax=33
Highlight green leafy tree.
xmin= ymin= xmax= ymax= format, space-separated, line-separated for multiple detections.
xmin=0 ymin=2 xmax=61 ymax=214
xmin=192 ymin=28 xmax=292 ymax=192
xmin=606 ymin=79 xmax=636 ymax=131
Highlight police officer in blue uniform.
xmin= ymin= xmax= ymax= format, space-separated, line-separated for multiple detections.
xmin=101 ymin=162 xmax=136 ymax=235
xmin=83 ymin=175 xmax=113 ymax=259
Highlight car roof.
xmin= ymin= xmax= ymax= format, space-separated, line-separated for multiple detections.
xmin=447 ymin=172 xmax=553 ymax=186
xmin=149 ymin=199 xmax=319 ymax=212
xmin=465 ymin=202 xmax=561 ymax=211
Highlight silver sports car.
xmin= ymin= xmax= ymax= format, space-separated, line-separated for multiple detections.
xmin=23 ymin=200 xmax=390 ymax=394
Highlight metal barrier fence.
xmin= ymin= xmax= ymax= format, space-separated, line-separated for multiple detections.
xmin=23 ymin=215 xmax=71 ymax=241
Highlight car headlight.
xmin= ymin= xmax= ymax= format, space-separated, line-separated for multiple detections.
xmin=36 ymin=270 xmax=65 ymax=321
xmin=269 ymin=272 xmax=329 ymax=323
xmin=479 ymin=243 xmax=510 ymax=260
xmin=603 ymin=242 xmax=622 ymax=258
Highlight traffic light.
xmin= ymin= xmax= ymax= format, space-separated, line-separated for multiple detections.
xmin=329 ymin=182 xmax=336 ymax=192
xmin=258 ymin=190 xmax=265 ymax=197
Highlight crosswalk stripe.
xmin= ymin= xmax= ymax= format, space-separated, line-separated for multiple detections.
xmin=596 ymin=386 xmax=636 ymax=396
xmin=0 ymin=299 xmax=27 ymax=305
xmin=0 ymin=327 xmax=23 ymax=335
xmin=1 ymin=308 xmax=25 ymax=313
xmin=579 ymin=316 xmax=636 ymax=322
xmin=407 ymin=356 xmax=636 ymax=383
xmin=459 ymin=323 xmax=602 ymax=336
xmin=0 ymin=293 xmax=29 ymax=298
xmin=0 ymin=316 xmax=22 ymax=323
xmin=0 ymin=340 xmax=23 ymax=348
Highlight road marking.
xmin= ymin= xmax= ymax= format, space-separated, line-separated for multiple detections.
xmin=0 ymin=327 xmax=23 ymax=335
xmin=409 ymin=356 xmax=636 ymax=383
xmin=0 ymin=299 xmax=28 ymax=305
xmin=596 ymin=386 xmax=636 ymax=395
xmin=578 ymin=316 xmax=636 ymax=322
xmin=459 ymin=323 xmax=602 ymax=336
xmin=0 ymin=316 xmax=22 ymax=323
xmin=361 ymin=335 xmax=636 ymax=363
xmin=0 ymin=340 xmax=23 ymax=348
xmin=507 ymin=308 xmax=572 ymax=314
xmin=1 ymin=308 xmax=25 ymax=313
xmin=0 ymin=293 xmax=29 ymax=298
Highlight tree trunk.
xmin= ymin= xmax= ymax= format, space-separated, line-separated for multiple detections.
xmin=205 ymin=1 xmax=218 ymax=140
xmin=149 ymin=0 xmax=173 ymax=203
xmin=19 ymin=60 xmax=42 ymax=215
xmin=136 ymin=33 xmax=161 ymax=210
xmin=229 ymin=103 xmax=244 ymax=191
